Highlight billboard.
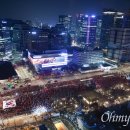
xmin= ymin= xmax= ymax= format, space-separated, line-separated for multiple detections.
xmin=28 ymin=53 xmax=68 ymax=68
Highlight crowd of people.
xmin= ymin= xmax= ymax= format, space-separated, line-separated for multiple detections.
xmin=0 ymin=85 xmax=41 ymax=97
xmin=93 ymin=73 xmax=127 ymax=88
xmin=0 ymin=79 xmax=87 ymax=118
xmin=0 ymin=73 xmax=128 ymax=119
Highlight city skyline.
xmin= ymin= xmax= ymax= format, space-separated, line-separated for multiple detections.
xmin=0 ymin=0 xmax=130 ymax=25
xmin=1 ymin=1 xmax=130 ymax=130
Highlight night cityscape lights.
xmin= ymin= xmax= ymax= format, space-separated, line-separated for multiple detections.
xmin=0 ymin=0 xmax=130 ymax=130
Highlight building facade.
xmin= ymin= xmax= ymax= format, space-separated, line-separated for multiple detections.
xmin=13 ymin=22 xmax=31 ymax=51
xmin=76 ymin=14 xmax=97 ymax=49
xmin=51 ymin=24 xmax=71 ymax=50
xmin=73 ymin=49 xmax=103 ymax=66
xmin=28 ymin=49 xmax=68 ymax=73
xmin=123 ymin=12 xmax=130 ymax=28
xmin=0 ymin=19 xmax=13 ymax=54
xmin=100 ymin=9 xmax=124 ymax=49
xmin=59 ymin=15 xmax=72 ymax=33
xmin=27 ymin=28 xmax=51 ymax=52
xmin=95 ymin=16 xmax=102 ymax=47
xmin=107 ymin=28 xmax=130 ymax=63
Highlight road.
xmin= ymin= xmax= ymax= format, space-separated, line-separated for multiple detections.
xmin=1 ymin=64 xmax=130 ymax=129
xmin=1 ymin=64 xmax=130 ymax=95
xmin=30 ymin=67 xmax=126 ymax=86
xmin=15 ymin=66 xmax=34 ymax=80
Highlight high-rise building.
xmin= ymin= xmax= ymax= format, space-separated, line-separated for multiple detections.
xmin=59 ymin=15 xmax=72 ymax=32
xmin=76 ymin=14 xmax=97 ymax=49
xmin=28 ymin=28 xmax=51 ymax=52
xmin=13 ymin=22 xmax=31 ymax=51
xmin=123 ymin=11 xmax=130 ymax=28
xmin=51 ymin=25 xmax=71 ymax=50
xmin=107 ymin=28 xmax=130 ymax=63
xmin=100 ymin=9 xmax=124 ymax=49
xmin=54 ymin=23 xmax=66 ymax=33
xmin=0 ymin=37 xmax=7 ymax=56
xmin=95 ymin=16 xmax=102 ymax=47
xmin=0 ymin=19 xmax=23 ymax=56
xmin=0 ymin=19 xmax=32 ymax=53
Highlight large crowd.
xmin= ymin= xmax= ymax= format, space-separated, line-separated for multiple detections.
xmin=93 ymin=73 xmax=127 ymax=88
xmin=0 ymin=79 xmax=87 ymax=118
xmin=0 ymin=73 xmax=128 ymax=119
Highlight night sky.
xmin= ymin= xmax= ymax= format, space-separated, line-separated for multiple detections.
xmin=0 ymin=0 xmax=130 ymax=25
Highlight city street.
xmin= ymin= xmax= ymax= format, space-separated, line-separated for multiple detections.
xmin=30 ymin=64 xmax=130 ymax=86
xmin=0 ymin=65 xmax=130 ymax=129
xmin=0 ymin=1 xmax=130 ymax=129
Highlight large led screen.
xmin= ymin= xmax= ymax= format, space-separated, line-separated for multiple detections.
xmin=29 ymin=55 xmax=68 ymax=67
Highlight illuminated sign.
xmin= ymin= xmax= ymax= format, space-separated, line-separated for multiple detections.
xmin=30 ymin=57 xmax=55 ymax=64
xmin=29 ymin=55 xmax=68 ymax=67
xmin=28 ymin=50 xmax=68 ymax=68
